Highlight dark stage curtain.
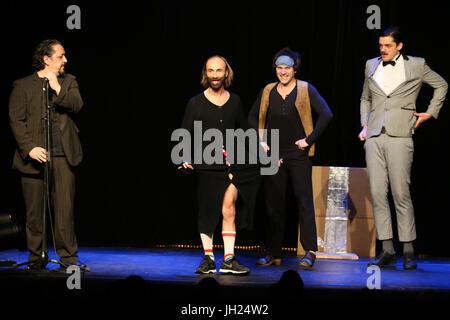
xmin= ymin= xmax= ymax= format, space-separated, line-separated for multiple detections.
xmin=1 ymin=1 xmax=448 ymax=256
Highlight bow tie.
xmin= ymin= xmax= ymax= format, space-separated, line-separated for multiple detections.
xmin=383 ymin=60 xmax=396 ymax=67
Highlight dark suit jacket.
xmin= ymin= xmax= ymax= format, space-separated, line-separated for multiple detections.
xmin=9 ymin=72 xmax=83 ymax=174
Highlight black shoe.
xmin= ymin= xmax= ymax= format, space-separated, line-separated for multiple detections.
xmin=195 ymin=255 xmax=216 ymax=274
xmin=256 ymin=255 xmax=281 ymax=266
xmin=299 ymin=251 xmax=316 ymax=268
xmin=25 ymin=264 xmax=46 ymax=272
xmin=368 ymin=252 xmax=397 ymax=268
xmin=403 ymin=253 xmax=417 ymax=270
xmin=219 ymin=257 xmax=250 ymax=275
xmin=25 ymin=258 xmax=48 ymax=271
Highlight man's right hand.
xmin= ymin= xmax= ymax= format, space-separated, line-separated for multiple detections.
xmin=358 ymin=126 xmax=368 ymax=141
xmin=29 ymin=147 xmax=48 ymax=163
xmin=178 ymin=162 xmax=194 ymax=170
xmin=260 ymin=141 xmax=270 ymax=152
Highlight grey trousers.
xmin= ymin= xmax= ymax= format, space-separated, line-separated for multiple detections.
xmin=364 ymin=133 xmax=416 ymax=242
xmin=21 ymin=157 xmax=78 ymax=264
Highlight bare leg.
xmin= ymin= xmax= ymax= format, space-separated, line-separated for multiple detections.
xmin=219 ymin=174 xmax=250 ymax=274
xmin=222 ymin=173 xmax=238 ymax=231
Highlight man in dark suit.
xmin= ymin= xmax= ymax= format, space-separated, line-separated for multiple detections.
xmin=9 ymin=39 xmax=85 ymax=270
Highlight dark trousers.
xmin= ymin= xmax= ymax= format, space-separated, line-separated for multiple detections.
xmin=263 ymin=157 xmax=317 ymax=258
xmin=21 ymin=157 xmax=78 ymax=264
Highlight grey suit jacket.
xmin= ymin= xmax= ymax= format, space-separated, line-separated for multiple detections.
xmin=360 ymin=55 xmax=447 ymax=138
xmin=9 ymin=72 xmax=83 ymax=174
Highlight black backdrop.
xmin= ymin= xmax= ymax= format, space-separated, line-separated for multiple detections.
xmin=1 ymin=1 xmax=449 ymax=257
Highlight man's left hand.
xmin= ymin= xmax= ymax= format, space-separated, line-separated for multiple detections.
xmin=414 ymin=112 xmax=432 ymax=129
xmin=295 ymin=138 xmax=309 ymax=150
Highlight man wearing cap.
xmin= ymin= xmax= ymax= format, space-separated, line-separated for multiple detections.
xmin=248 ymin=47 xmax=333 ymax=268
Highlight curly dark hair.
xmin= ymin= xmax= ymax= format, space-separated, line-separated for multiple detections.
xmin=32 ymin=39 xmax=62 ymax=71
xmin=272 ymin=47 xmax=301 ymax=73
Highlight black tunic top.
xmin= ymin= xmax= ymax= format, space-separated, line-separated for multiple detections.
xmin=180 ymin=91 xmax=261 ymax=233
xmin=181 ymin=91 xmax=251 ymax=170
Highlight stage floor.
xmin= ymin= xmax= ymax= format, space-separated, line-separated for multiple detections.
xmin=1 ymin=247 xmax=450 ymax=312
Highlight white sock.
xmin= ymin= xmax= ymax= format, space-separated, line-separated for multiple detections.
xmin=222 ymin=231 xmax=236 ymax=261
xmin=200 ymin=233 xmax=214 ymax=260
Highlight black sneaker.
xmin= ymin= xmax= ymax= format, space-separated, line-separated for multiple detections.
xmin=195 ymin=255 xmax=216 ymax=274
xmin=219 ymin=257 xmax=250 ymax=275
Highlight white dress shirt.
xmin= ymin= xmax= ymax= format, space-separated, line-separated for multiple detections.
xmin=372 ymin=53 xmax=406 ymax=95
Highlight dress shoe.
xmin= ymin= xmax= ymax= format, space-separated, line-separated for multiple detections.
xmin=299 ymin=251 xmax=316 ymax=268
xmin=25 ymin=265 xmax=47 ymax=272
xmin=368 ymin=251 xmax=397 ymax=268
xmin=25 ymin=258 xmax=48 ymax=271
xmin=256 ymin=255 xmax=281 ymax=266
xmin=403 ymin=253 xmax=417 ymax=270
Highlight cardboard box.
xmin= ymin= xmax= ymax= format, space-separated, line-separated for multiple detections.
xmin=297 ymin=166 xmax=376 ymax=258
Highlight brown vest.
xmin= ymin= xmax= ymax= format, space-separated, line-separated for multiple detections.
xmin=258 ymin=80 xmax=315 ymax=156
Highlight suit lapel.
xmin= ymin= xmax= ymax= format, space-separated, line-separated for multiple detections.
xmin=402 ymin=55 xmax=413 ymax=82
xmin=368 ymin=57 xmax=381 ymax=79
xmin=32 ymin=72 xmax=43 ymax=89
xmin=367 ymin=58 xmax=386 ymax=95
xmin=31 ymin=72 xmax=47 ymax=119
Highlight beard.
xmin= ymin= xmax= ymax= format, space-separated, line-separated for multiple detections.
xmin=57 ymin=64 xmax=66 ymax=76
xmin=207 ymin=76 xmax=225 ymax=91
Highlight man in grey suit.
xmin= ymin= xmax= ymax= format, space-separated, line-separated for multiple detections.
xmin=359 ymin=27 xmax=447 ymax=269
xmin=9 ymin=39 xmax=86 ymax=271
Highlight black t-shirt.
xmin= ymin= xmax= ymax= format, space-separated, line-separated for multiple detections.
xmin=249 ymin=82 xmax=333 ymax=160
xmin=266 ymin=85 xmax=306 ymax=156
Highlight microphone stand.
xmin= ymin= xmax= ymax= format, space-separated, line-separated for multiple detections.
xmin=14 ymin=78 xmax=61 ymax=271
